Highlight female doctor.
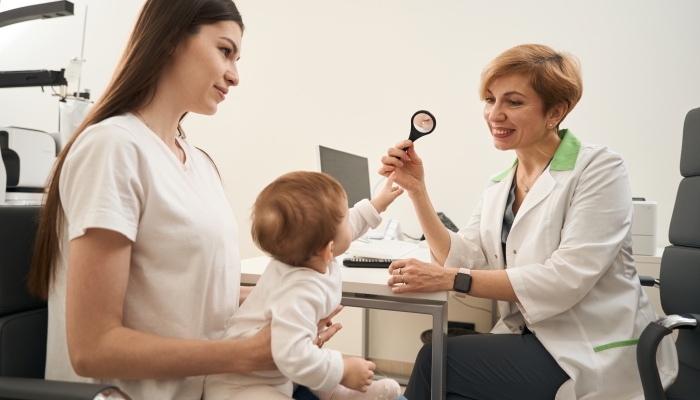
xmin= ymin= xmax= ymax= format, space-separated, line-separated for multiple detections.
xmin=379 ymin=44 xmax=678 ymax=399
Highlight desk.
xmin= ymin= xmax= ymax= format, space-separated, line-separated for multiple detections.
xmin=241 ymin=248 xmax=449 ymax=400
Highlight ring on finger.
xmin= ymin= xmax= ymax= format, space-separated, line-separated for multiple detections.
xmin=398 ymin=268 xmax=402 ymax=275
xmin=317 ymin=335 xmax=324 ymax=348
xmin=401 ymin=275 xmax=405 ymax=284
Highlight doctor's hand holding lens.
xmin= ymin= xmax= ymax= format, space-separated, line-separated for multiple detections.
xmin=379 ymin=44 xmax=678 ymax=400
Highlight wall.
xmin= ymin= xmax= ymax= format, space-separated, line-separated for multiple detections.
xmin=1 ymin=0 xmax=699 ymax=366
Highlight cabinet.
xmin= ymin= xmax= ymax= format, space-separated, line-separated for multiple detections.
xmin=635 ymin=247 xmax=665 ymax=317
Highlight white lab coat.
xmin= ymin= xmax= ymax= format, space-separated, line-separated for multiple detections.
xmin=442 ymin=130 xmax=678 ymax=399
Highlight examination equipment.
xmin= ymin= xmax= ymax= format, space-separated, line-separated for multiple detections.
xmin=0 ymin=1 xmax=93 ymax=206
xmin=397 ymin=110 xmax=436 ymax=157
xmin=409 ymin=110 xmax=436 ymax=143
xmin=0 ymin=0 xmax=73 ymax=29
xmin=0 ymin=127 xmax=57 ymax=205
xmin=0 ymin=2 xmax=75 ymax=93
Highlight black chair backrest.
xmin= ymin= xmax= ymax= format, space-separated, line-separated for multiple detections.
xmin=664 ymin=107 xmax=700 ymax=315
xmin=661 ymin=107 xmax=700 ymax=398
xmin=0 ymin=205 xmax=47 ymax=378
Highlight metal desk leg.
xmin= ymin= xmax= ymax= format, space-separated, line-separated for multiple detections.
xmin=341 ymin=294 xmax=448 ymax=400
xmin=431 ymin=300 xmax=448 ymax=400
xmin=361 ymin=308 xmax=370 ymax=359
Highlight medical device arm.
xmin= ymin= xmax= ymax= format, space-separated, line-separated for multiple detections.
xmin=0 ymin=1 xmax=73 ymax=29
xmin=0 ymin=70 xmax=68 ymax=89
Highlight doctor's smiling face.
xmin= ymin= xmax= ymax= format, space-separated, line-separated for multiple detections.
xmin=161 ymin=20 xmax=243 ymax=115
xmin=483 ymin=74 xmax=563 ymax=152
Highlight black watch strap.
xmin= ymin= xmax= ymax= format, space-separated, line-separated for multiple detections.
xmin=453 ymin=268 xmax=471 ymax=297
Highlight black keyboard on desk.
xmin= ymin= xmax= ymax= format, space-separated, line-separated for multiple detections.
xmin=342 ymin=257 xmax=396 ymax=268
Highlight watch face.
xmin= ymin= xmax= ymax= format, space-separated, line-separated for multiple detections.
xmin=454 ymin=273 xmax=472 ymax=294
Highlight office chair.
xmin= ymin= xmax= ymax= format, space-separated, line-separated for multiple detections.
xmin=0 ymin=205 xmax=129 ymax=400
xmin=637 ymin=107 xmax=700 ymax=400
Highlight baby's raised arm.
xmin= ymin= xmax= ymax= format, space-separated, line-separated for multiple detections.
xmin=348 ymin=199 xmax=383 ymax=241
xmin=369 ymin=174 xmax=404 ymax=214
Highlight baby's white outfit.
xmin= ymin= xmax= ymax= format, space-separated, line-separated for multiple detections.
xmin=203 ymin=199 xmax=381 ymax=400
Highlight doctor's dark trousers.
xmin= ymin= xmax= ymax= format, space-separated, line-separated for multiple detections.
xmin=403 ymin=330 xmax=569 ymax=400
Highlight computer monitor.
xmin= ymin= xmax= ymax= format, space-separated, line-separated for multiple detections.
xmin=317 ymin=145 xmax=371 ymax=208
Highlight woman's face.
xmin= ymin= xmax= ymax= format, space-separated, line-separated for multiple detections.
xmin=165 ymin=21 xmax=243 ymax=115
xmin=483 ymin=74 xmax=554 ymax=152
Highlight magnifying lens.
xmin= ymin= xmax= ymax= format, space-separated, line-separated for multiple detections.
xmin=398 ymin=110 xmax=436 ymax=156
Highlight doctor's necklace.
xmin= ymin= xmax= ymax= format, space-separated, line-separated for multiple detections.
xmin=516 ymin=161 xmax=551 ymax=193
xmin=517 ymin=175 xmax=536 ymax=192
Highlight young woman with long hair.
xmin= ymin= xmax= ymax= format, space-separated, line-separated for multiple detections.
xmin=27 ymin=1 xmax=340 ymax=398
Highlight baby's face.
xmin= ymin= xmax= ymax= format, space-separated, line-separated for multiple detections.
xmin=332 ymin=197 xmax=352 ymax=257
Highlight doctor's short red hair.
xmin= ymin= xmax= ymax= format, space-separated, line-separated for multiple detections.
xmin=251 ymin=171 xmax=346 ymax=266
xmin=479 ymin=44 xmax=583 ymax=126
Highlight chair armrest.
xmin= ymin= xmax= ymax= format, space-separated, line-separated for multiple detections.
xmin=0 ymin=376 xmax=130 ymax=400
xmin=637 ymin=314 xmax=700 ymax=400
xmin=639 ymin=275 xmax=660 ymax=288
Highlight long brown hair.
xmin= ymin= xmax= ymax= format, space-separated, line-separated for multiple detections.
xmin=27 ymin=0 xmax=244 ymax=300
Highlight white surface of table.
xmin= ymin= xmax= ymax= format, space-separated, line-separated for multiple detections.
xmin=241 ymin=247 xmax=449 ymax=302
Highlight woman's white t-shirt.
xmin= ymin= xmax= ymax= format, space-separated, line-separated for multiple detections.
xmin=45 ymin=113 xmax=241 ymax=400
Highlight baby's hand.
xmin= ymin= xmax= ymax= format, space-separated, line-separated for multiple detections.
xmin=340 ymin=357 xmax=375 ymax=392
xmin=370 ymin=173 xmax=404 ymax=213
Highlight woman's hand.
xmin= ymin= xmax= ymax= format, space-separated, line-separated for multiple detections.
xmin=315 ymin=305 xmax=344 ymax=345
xmin=378 ymin=140 xmax=425 ymax=194
xmin=386 ymin=258 xmax=457 ymax=294
xmin=245 ymin=324 xmax=277 ymax=371
xmin=370 ymin=173 xmax=405 ymax=213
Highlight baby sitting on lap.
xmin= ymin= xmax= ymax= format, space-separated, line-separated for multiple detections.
xmin=204 ymin=171 xmax=404 ymax=400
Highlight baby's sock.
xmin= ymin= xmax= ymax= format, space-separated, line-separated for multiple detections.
xmin=312 ymin=379 xmax=401 ymax=400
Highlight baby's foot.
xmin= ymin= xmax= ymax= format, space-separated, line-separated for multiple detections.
xmin=328 ymin=379 xmax=401 ymax=400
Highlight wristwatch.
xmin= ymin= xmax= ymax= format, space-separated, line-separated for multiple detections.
xmin=453 ymin=268 xmax=471 ymax=298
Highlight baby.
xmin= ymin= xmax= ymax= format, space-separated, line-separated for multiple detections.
xmin=204 ymin=171 xmax=404 ymax=400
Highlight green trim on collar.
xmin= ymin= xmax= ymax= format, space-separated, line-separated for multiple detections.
xmin=490 ymin=129 xmax=581 ymax=181
xmin=550 ymin=129 xmax=581 ymax=171
xmin=490 ymin=159 xmax=518 ymax=182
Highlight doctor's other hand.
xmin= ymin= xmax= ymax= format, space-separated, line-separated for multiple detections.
xmin=387 ymin=258 xmax=457 ymax=294
xmin=370 ymin=173 xmax=405 ymax=213
xmin=341 ymin=357 xmax=376 ymax=392
xmin=379 ymin=140 xmax=425 ymax=194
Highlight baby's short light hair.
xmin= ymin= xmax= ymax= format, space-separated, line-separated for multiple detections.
xmin=251 ymin=171 xmax=346 ymax=266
